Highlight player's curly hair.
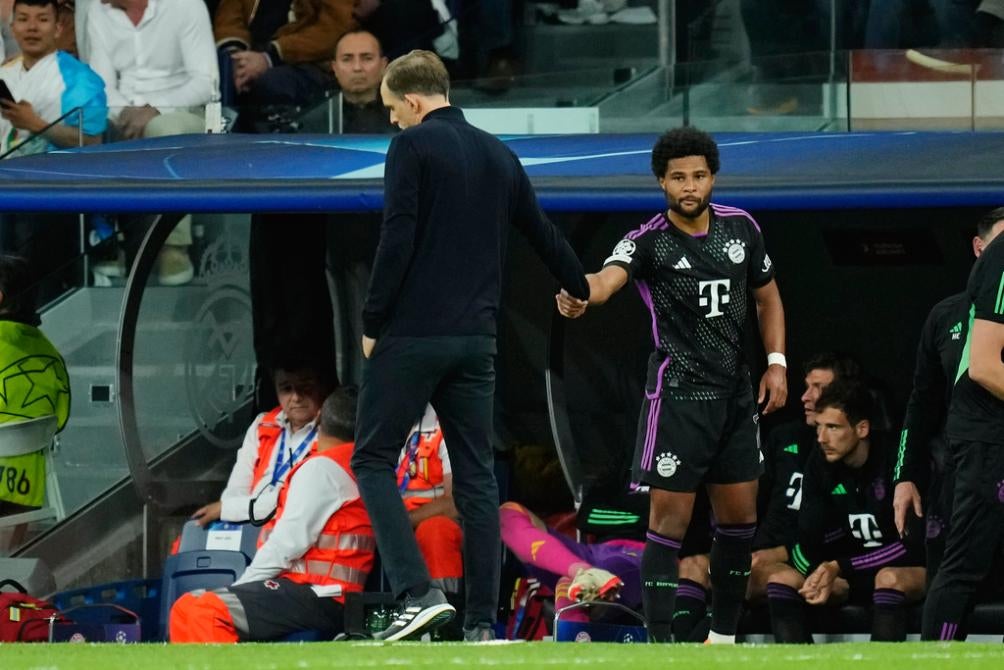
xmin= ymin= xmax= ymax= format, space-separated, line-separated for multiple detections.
xmin=650 ymin=126 xmax=720 ymax=179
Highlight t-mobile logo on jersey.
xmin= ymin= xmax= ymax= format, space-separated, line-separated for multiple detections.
xmin=848 ymin=513 xmax=883 ymax=547
xmin=698 ymin=279 xmax=731 ymax=318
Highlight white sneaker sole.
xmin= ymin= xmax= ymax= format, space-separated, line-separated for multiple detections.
xmin=380 ymin=603 xmax=456 ymax=641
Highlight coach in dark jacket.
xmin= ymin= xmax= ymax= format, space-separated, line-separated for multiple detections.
xmin=351 ymin=50 xmax=589 ymax=642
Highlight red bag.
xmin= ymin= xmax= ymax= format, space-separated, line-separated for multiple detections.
xmin=504 ymin=577 xmax=553 ymax=641
xmin=0 ymin=578 xmax=66 ymax=641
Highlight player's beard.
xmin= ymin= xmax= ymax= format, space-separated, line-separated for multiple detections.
xmin=667 ymin=193 xmax=712 ymax=221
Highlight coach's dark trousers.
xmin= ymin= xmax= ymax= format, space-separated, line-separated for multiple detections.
xmin=351 ymin=335 xmax=500 ymax=628
xmin=921 ymin=439 xmax=1004 ymax=640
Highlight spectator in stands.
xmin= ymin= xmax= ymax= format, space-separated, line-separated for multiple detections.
xmin=396 ymin=406 xmax=463 ymax=620
xmin=353 ymin=0 xmax=450 ymax=62
xmin=85 ymin=0 xmax=218 ymax=286
xmin=331 ymin=29 xmax=393 ymax=134
xmin=86 ymin=0 xmax=216 ymax=139
xmin=190 ymin=362 xmax=333 ymax=528
xmin=0 ymin=255 xmax=70 ymax=552
xmin=54 ymin=0 xmax=73 ymax=53
xmin=748 ymin=353 xmax=863 ymax=601
xmin=0 ymin=0 xmax=105 ymax=157
xmin=766 ymin=381 xmax=925 ymax=643
xmin=894 ymin=209 xmax=1004 ymax=583
xmin=213 ymin=0 xmax=355 ymax=109
xmin=169 ymin=386 xmax=376 ymax=642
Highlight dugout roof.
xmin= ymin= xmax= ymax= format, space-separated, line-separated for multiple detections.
xmin=0 ymin=131 xmax=1000 ymax=212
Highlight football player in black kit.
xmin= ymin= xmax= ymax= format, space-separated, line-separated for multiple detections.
xmin=922 ymin=210 xmax=1004 ymax=641
xmin=748 ymin=353 xmax=862 ymax=601
xmin=894 ymin=208 xmax=1004 ymax=583
xmin=557 ymin=126 xmax=787 ymax=644
xmin=765 ymin=381 xmax=926 ymax=642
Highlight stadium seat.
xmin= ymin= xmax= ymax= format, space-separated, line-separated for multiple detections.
xmin=158 ymin=550 xmax=251 ymax=640
xmin=176 ymin=519 xmax=259 ymax=563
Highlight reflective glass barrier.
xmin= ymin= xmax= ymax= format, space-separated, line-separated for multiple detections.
xmin=0 ymin=211 xmax=257 ymax=555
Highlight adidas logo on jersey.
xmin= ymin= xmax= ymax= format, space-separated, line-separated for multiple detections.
xmin=949 ymin=321 xmax=962 ymax=340
xmin=673 ymin=256 xmax=692 ymax=270
xmin=831 ymin=483 xmax=848 ymax=495
xmin=783 ymin=443 xmax=799 ymax=455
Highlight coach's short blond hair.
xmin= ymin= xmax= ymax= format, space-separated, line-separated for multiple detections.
xmin=383 ymin=50 xmax=450 ymax=98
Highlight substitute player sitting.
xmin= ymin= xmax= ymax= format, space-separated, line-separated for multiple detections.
xmin=557 ymin=126 xmax=787 ymax=643
xmin=765 ymin=381 xmax=925 ymax=643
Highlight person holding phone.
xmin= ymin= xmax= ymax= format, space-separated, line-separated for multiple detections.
xmin=0 ymin=0 xmax=105 ymax=156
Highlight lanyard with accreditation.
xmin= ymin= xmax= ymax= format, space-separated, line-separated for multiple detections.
xmin=250 ymin=423 xmax=318 ymax=526
xmin=272 ymin=424 xmax=319 ymax=487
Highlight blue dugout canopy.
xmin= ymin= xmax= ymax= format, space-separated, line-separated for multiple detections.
xmin=0 ymin=131 xmax=1001 ymax=213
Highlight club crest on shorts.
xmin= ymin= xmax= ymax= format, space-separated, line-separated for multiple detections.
xmin=655 ymin=452 xmax=681 ymax=478
xmin=264 ymin=579 xmax=280 ymax=591
xmin=722 ymin=239 xmax=746 ymax=264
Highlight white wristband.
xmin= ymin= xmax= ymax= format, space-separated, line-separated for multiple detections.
xmin=767 ymin=352 xmax=787 ymax=368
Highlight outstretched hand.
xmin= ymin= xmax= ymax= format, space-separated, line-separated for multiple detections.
xmin=556 ymin=289 xmax=588 ymax=319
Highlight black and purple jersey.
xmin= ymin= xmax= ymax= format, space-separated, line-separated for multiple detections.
xmin=791 ymin=434 xmax=924 ymax=577
xmin=603 ymin=204 xmax=775 ymax=400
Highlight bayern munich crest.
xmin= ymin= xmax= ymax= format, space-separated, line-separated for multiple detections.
xmin=723 ymin=239 xmax=746 ymax=264
xmin=656 ymin=452 xmax=681 ymax=478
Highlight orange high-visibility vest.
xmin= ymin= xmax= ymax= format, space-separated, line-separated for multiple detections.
xmin=257 ymin=443 xmax=374 ymax=601
xmin=250 ymin=407 xmax=284 ymax=490
xmin=396 ymin=427 xmax=446 ymax=512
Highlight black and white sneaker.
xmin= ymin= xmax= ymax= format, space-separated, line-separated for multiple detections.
xmin=374 ymin=587 xmax=456 ymax=641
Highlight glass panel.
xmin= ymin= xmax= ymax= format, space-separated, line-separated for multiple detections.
xmin=682 ymin=51 xmax=846 ymax=132
xmin=847 ymin=49 xmax=1004 ymax=131
xmin=130 ymin=214 xmax=256 ymax=465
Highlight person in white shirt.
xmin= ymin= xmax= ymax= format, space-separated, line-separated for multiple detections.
xmin=85 ymin=0 xmax=219 ymax=285
xmin=190 ymin=364 xmax=333 ymax=528
xmin=0 ymin=0 xmax=105 ymax=156
xmin=86 ymin=0 xmax=217 ymax=138
xmin=170 ymin=386 xmax=375 ymax=643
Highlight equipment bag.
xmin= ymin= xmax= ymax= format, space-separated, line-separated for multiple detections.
xmin=504 ymin=577 xmax=552 ymax=641
xmin=0 ymin=578 xmax=66 ymax=641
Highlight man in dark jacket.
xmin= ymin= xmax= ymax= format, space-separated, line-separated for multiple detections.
xmin=350 ymin=49 xmax=589 ymax=643
xmin=214 ymin=0 xmax=355 ymax=107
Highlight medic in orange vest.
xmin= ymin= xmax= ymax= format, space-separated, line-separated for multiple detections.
xmin=190 ymin=366 xmax=330 ymax=528
xmin=397 ymin=405 xmax=463 ymax=596
xmin=170 ymin=386 xmax=374 ymax=642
